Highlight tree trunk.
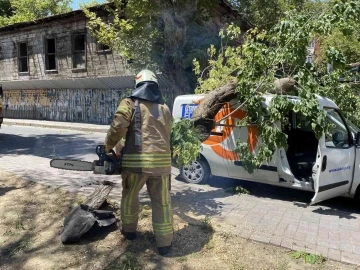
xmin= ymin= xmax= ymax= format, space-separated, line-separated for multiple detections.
xmin=82 ymin=181 xmax=114 ymax=209
xmin=191 ymin=77 xmax=295 ymax=140
xmin=191 ymin=79 xmax=238 ymax=140
xmin=158 ymin=1 xmax=197 ymax=100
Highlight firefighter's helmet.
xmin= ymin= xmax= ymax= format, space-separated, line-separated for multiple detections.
xmin=135 ymin=69 xmax=158 ymax=87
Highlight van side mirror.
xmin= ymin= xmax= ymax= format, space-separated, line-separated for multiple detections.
xmin=356 ymin=132 xmax=360 ymax=146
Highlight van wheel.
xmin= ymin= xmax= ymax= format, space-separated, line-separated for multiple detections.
xmin=180 ymin=159 xmax=210 ymax=184
xmin=355 ymin=186 xmax=360 ymax=206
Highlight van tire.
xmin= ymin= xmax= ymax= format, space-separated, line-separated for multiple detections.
xmin=355 ymin=185 xmax=360 ymax=206
xmin=180 ymin=159 xmax=210 ymax=185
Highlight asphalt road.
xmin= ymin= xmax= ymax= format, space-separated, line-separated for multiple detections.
xmin=0 ymin=125 xmax=122 ymax=196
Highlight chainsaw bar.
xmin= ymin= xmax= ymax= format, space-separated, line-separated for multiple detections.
xmin=50 ymin=159 xmax=94 ymax=172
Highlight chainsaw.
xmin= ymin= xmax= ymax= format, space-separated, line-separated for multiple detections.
xmin=50 ymin=145 xmax=121 ymax=175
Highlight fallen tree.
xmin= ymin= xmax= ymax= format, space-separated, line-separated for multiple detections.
xmin=191 ymin=77 xmax=296 ymax=138
xmin=171 ymin=0 xmax=360 ymax=173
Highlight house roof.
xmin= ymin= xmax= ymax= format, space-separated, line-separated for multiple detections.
xmin=0 ymin=3 xmax=115 ymax=33
xmin=0 ymin=1 xmax=253 ymax=33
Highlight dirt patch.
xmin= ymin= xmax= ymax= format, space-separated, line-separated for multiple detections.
xmin=0 ymin=171 xmax=357 ymax=270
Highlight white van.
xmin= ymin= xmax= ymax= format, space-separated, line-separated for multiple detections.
xmin=172 ymin=94 xmax=360 ymax=205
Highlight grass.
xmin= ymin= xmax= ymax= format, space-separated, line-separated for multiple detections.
xmin=103 ymin=252 xmax=141 ymax=270
xmin=204 ymin=238 xmax=216 ymax=250
xmin=176 ymin=256 xmax=188 ymax=263
xmin=3 ymin=230 xmax=18 ymax=237
xmin=15 ymin=213 xmax=25 ymax=230
xmin=139 ymin=204 xmax=151 ymax=220
xmin=201 ymin=216 xmax=214 ymax=233
xmin=2 ymin=238 xmax=33 ymax=257
xmin=225 ymin=185 xmax=250 ymax=195
xmin=290 ymin=251 xmax=326 ymax=265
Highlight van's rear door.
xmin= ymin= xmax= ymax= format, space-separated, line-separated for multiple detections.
xmin=310 ymin=108 xmax=355 ymax=205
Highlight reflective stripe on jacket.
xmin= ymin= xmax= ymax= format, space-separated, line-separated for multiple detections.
xmin=105 ymin=97 xmax=172 ymax=175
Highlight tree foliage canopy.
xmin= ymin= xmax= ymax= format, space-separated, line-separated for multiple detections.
xmin=316 ymin=25 xmax=360 ymax=68
xmin=177 ymin=0 xmax=360 ymax=172
xmin=0 ymin=0 xmax=71 ymax=27
xmin=234 ymin=0 xmax=321 ymax=31
xmin=0 ymin=0 xmax=13 ymax=17
xmin=85 ymin=0 xmax=247 ymax=95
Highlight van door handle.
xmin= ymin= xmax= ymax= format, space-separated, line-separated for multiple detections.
xmin=321 ymin=155 xmax=327 ymax=172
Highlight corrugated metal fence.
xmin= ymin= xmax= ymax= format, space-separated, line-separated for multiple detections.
xmin=3 ymin=89 xmax=174 ymax=124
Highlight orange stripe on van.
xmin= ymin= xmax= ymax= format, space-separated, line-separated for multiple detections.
xmin=195 ymin=98 xmax=258 ymax=160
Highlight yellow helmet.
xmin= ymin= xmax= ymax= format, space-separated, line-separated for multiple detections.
xmin=135 ymin=69 xmax=158 ymax=87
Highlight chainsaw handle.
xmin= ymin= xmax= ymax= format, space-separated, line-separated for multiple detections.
xmin=105 ymin=151 xmax=117 ymax=175
xmin=96 ymin=145 xmax=107 ymax=155
xmin=96 ymin=145 xmax=118 ymax=175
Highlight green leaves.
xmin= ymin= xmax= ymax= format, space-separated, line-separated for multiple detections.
xmin=225 ymin=185 xmax=250 ymax=195
xmin=193 ymin=0 xmax=360 ymax=174
xmin=171 ymin=119 xmax=202 ymax=167
xmin=290 ymin=251 xmax=326 ymax=265
xmin=0 ymin=0 xmax=71 ymax=26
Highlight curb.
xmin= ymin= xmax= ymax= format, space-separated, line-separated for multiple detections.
xmin=3 ymin=121 xmax=108 ymax=133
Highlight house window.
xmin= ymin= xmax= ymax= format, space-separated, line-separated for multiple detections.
xmin=72 ymin=33 xmax=86 ymax=69
xmin=45 ymin=38 xmax=56 ymax=70
xmin=97 ymin=42 xmax=111 ymax=52
xmin=18 ymin=42 xmax=28 ymax=73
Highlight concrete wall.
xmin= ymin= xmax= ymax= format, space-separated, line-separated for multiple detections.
xmin=0 ymin=15 xmax=132 ymax=81
xmin=3 ymin=88 xmax=127 ymax=124
xmin=3 ymin=89 xmax=175 ymax=124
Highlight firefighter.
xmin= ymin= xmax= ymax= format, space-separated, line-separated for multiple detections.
xmin=104 ymin=69 xmax=173 ymax=256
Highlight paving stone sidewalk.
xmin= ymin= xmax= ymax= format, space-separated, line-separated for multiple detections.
xmin=3 ymin=118 xmax=108 ymax=133
xmin=1 ymin=119 xmax=360 ymax=266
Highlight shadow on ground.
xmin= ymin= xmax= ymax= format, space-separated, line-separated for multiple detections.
xmin=0 ymin=186 xmax=21 ymax=196
xmin=1 ymin=173 xmax=229 ymax=270
xmin=176 ymin=174 xmax=360 ymax=218
xmin=101 ymin=186 xmax=231 ymax=269
xmin=0 ymin=132 xmax=101 ymax=160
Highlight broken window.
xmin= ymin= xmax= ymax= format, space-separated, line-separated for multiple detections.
xmin=45 ymin=38 xmax=56 ymax=70
xmin=73 ymin=33 xmax=86 ymax=69
xmin=18 ymin=42 xmax=28 ymax=73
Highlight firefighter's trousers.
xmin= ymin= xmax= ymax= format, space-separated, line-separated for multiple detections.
xmin=120 ymin=171 xmax=173 ymax=247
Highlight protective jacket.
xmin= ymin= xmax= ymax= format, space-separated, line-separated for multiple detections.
xmin=105 ymin=87 xmax=172 ymax=175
